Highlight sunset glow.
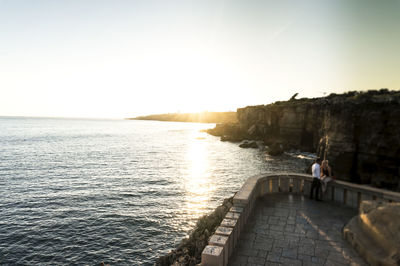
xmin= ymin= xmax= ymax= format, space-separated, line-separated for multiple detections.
xmin=1 ymin=0 xmax=399 ymax=118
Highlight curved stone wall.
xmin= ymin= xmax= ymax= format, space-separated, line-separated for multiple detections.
xmin=201 ymin=173 xmax=400 ymax=266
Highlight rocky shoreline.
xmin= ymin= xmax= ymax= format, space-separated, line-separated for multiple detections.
xmin=207 ymin=90 xmax=400 ymax=191
xmin=155 ymin=197 xmax=233 ymax=266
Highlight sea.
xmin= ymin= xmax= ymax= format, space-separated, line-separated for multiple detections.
xmin=0 ymin=117 xmax=308 ymax=265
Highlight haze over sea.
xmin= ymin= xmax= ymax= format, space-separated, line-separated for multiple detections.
xmin=0 ymin=117 xmax=305 ymax=265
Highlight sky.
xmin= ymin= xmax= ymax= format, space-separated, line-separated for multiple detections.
xmin=1 ymin=0 xmax=399 ymax=118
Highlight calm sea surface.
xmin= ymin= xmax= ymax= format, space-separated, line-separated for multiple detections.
xmin=0 ymin=117 xmax=306 ymax=265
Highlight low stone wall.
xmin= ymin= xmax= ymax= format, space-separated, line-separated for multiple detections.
xmin=200 ymin=172 xmax=400 ymax=266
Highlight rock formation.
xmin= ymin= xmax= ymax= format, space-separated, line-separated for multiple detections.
xmin=343 ymin=200 xmax=400 ymax=265
xmin=207 ymin=90 xmax=400 ymax=190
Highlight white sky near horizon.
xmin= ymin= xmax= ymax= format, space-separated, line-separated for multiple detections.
xmin=0 ymin=0 xmax=399 ymax=118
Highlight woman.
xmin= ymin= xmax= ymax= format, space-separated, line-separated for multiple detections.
xmin=320 ymin=160 xmax=333 ymax=193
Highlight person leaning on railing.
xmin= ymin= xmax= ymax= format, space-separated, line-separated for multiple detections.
xmin=321 ymin=160 xmax=334 ymax=194
xmin=310 ymin=158 xmax=322 ymax=201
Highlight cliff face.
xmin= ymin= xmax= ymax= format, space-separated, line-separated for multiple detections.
xmin=212 ymin=91 xmax=400 ymax=190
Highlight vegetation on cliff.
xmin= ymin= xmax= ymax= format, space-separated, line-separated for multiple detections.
xmin=128 ymin=112 xmax=237 ymax=124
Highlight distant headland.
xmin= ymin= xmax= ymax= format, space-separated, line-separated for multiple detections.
xmin=127 ymin=111 xmax=237 ymax=124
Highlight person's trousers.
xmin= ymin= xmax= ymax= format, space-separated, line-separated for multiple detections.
xmin=310 ymin=178 xmax=321 ymax=200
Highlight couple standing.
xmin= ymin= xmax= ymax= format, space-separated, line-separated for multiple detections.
xmin=310 ymin=158 xmax=333 ymax=201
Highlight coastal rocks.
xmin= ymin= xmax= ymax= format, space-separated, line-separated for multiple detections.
xmin=266 ymin=143 xmax=284 ymax=156
xmin=206 ymin=123 xmax=245 ymax=142
xmin=343 ymin=200 xmax=400 ymax=265
xmin=155 ymin=197 xmax=233 ymax=266
xmin=206 ymin=90 xmax=400 ymax=191
xmin=239 ymin=140 xmax=259 ymax=148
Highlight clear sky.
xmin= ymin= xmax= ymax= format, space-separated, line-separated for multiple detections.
xmin=1 ymin=0 xmax=399 ymax=118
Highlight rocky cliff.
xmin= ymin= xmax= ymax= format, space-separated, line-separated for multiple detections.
xmin=208 ymin=90 xmax=400 ymax=190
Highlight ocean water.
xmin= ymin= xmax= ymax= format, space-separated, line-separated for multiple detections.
xmin=0 ymin=117 xmax=306 ymax=265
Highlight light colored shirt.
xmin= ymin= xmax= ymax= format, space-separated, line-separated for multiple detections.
xmin=312 ymin=163 xmax=321 ymax=179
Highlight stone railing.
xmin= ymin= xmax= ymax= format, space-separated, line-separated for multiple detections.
xmin=200 ymin=172 xmax=400 ymax=266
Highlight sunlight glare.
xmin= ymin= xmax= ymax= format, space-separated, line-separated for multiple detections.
xmin=183 ymin=130 xmax=215 ymax=219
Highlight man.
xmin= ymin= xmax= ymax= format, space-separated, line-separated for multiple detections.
xmin=310 ymin=158 xmax=322 ymax=201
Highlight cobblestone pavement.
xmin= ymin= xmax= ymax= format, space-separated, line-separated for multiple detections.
xmin=229 ymin=194 xmax=366 ymax=266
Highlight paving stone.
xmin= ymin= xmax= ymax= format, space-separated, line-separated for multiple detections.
xmin=324 ymin=259 xmax=347 ymax=266
xmin=253 ymin=241 xmax=272 ymax=251
xmin=256 ymin=249 xmax=269 ymax=258
xmin=273 ymin=239 xmax=290 ymax=248
xmin=229 ymin=261 xmax=247 ymax=266
xmin=298 ymin=244 xmax=315 ymax=256
xmin=288 ymin=239 xmax=299 ymax=248
xmin=266 ymin=251 xmax=281 ymax=263
xmin=264 ymin=262 xmax=281 ymax=266
xmin=287 ymin=219 xmax=296 ymax=225
xmin=270 ymin=225 xmax=285 ymax=231
xmin=279 ymin=257 xmax=302 ymax=266
xmin=284 ymin=225 xmax=295 ymax=233
xmin=271 ymin=247 xmax=283 ymax=253
xmin=238 ymin=248 xmax=258 ymax=257
xmin=248 ymin=256 xmax=266 ymax=264
xmin=297 ymin=253 xmax=312 ymax=263
xmin=227 ymin=194 xmax=365 ymax=266
xmin=268 ymin=217 xmax=280 ymax=225
xmin=253 ymin=236 xmax=267 ymax=242
xmin=327 ymin=251 xmax=349 ymax=264
xmin=314 ymin=248 xmax=329 ymax=258
xmin=299 ymin=237 xmax=315 ymax=245
xmin=311 ymin=256 xmax=325 ymax=264
xmin=281 ymin=247 xmax=297 ymax=259
xmin=268 ymin=230 xmax=284 ymax=239
xmin=229 ymin=255 xmax=248 ymax=264
xmin=306 ymin=230 xmax=319 ymax=239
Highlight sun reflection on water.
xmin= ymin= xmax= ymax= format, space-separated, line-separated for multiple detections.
xmin=183 ymin=130 xmax=215 ymax=225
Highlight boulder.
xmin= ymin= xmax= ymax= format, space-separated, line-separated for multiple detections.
xmin=239 ymin=140 xmax=259 ymax=148
xmin=220 ymin=135 xmax=242 ymax=142
xmin=343 ymin=200 xmax=400 ymax=266
xmin=267 ymin=143 xmax=284 ymax=156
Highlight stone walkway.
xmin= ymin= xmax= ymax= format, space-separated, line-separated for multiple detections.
xmin=229 ymin=194 xmax=367 ymax=266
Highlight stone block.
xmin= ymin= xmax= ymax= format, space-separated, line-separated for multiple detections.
xmin=225 ymin=212 xmax=241 ymax=238
xmin=209 ymin=234 xmax=229 ymax=266
xmin=221 ymin=218 xmax=238 ymax=248
xmin=201 ymin=245 xmax=224 ymax=266
xmin=215 ymin=226 xmax=234 ymax=257
xmin=229 ymin=206 xmax=244 ymax=232
xmin=230 ymin=206 xmax=244 ymax=213
xmin=233 ymin=203 xmax=248 ymax=226
xmin=343 ymin=201 xmax=400 ymax=266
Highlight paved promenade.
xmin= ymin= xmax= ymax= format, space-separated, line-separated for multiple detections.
xmin=229 ymin=194 xmax=366 ymax=266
